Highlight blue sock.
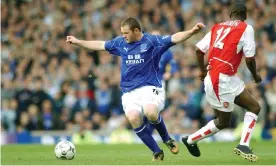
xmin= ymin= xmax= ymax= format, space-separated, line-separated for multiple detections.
xmin=150 ymin=114 xmax=171 ymax=142
xmin=134 ymin=124 xmax=161 ymax=153
xmin=143 ymin=117 xmax=155 ymax=134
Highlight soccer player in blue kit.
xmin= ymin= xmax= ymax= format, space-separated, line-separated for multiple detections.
xmin=66 ymin=17 xmax=204 ymax=161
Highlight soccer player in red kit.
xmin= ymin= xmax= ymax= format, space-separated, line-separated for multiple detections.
xmin=182 ymin=3 xmax=262 ymax=162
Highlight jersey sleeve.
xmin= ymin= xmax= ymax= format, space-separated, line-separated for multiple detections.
xmin=154 ymin=35 xmax=175 ymax=48
xmin=196 ymin=32 xmax=211 ymax=53
xmin=148 ymin=34 xmax=175 ymax=57
xmin=242 ymin=25 xmax=256 ymax=57
xmin=104 ymin=37 xmax=122 ymax=56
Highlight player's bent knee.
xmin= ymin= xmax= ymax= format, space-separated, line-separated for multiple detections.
xmin=215 ymin=119 xmax=230 ymax=129
xmin=143 ymin=104 xmax=159 ymax=121
xmin=253 ymin=102 xmax=261 ymax=115
xmin=247 ymin=101 xmax=261 ymax=115
xmin=145 ymin=111 xmax=158 ymax=121
xmin=222 ymin=123 xmax=230 ymax=129
xmin=216 ymin=123 xmax=229 ymax=129
xmin=126 ymin=110 xmax=143 ymax=128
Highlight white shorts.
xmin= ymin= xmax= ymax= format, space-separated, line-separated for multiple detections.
xmin=204 ymin=72 xmax=245 ymax=112
xmin=121 ymin=86 xmax=165 ymax=115
xmin=162 ymin=80 xmax=166 ymax=90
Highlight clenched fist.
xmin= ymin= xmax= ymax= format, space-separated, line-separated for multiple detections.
xmin=192 ymin=23 xmax=205 ymax=34
xmin=66 ymin=36 xmax=80 ymax=45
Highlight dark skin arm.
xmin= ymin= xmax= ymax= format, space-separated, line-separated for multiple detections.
xmin=196 ymin=47 xmax=207 ymax=81
xmin=245 ymin=57 xmax=262 ymax=83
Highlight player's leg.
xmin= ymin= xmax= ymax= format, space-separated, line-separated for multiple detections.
xmin=143 ymin=87 xmax=179 ymax=154
xmin=182 ymin=72 xmax=234 ymax=157
xmin=143 ymin=103 xmax=179 ymax=154
xmin=144 ymin=116 xmax=155 ymax=134
xmin=145 ymin=81 xmax=166 ymax=135
xmin=122 ymin=92 xmax=164 ymax=161
xmin=233 ymin=89 xmax=260 ymax=162
xmin=125 ymin=109 xmax=164 ymax=161
xmin=213 ymin=109 xmax=232 ymax=129
xmin=144 ymin=104 xmax=170 ymax=141
xmin=182 ymin=109 xmax=231 ymax=157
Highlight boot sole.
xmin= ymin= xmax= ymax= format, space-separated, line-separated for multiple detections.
xmin=234 ymin=148 xmax=258 ymax=162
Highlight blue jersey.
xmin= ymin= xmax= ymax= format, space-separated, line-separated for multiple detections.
xmin=105 ymin=33 xmax=175 ymax=93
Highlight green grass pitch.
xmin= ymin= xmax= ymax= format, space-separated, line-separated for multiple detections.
xmin=1 ymin=141 xmax=276 ymax=165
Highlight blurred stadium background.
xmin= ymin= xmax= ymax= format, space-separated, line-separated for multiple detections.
xmin=1 ymin=0 xmax=276 ymax=146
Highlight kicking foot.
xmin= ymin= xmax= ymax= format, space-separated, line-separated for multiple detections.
xmin=234 ymin=145 xmax=258 ymax=162
xmin=164 ymin=138 xmax=179 ymax=154
xmin=182 ymin=136 xmax=201 ymax=157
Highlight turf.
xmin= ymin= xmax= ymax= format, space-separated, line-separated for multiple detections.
xmin=1 ymin=141 xmax=276 ymax=165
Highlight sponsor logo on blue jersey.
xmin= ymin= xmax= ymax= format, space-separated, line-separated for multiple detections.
xmin=126 ymin=54 xmax=144 ymax=64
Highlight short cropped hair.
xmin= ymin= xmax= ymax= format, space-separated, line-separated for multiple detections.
xmin=230 ymin=3 xmax=247 ymax=20
xmin=121 ymin=17 xmax=142 ymax=31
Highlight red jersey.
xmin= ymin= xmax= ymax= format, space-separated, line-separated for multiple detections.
xmin=196 ymin=20 xmax=256 ymax=75
xmin=196 ymin=20 xmax=256 ymax=99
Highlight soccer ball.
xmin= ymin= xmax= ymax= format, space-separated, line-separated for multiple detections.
xmin=55 ymin=140 xmax=76 ymax=160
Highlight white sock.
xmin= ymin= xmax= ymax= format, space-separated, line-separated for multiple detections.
xmin=187 ymin=120 xmax=220 ymax=144
xmin=239 ymin=112 xmax=258 ymax=147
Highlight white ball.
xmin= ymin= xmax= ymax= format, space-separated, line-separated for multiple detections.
xmin=55 ymin=140 xmax=76 ymax=160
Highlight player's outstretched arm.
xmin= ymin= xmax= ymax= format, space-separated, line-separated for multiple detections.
xmin=245 ymin=57 xmax=262 ymax=83
xmin=171 ymin=23 xmax=205 ymax=44
xmin=66 ymin=36 xmax=106 ymax=51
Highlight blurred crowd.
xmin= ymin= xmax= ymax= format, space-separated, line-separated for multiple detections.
xmin=1 ymin=0 xmax=276 ymax=140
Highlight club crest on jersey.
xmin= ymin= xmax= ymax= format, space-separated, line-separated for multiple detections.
xmin=140 ymin=44 xmax=147 ymax=52
xmin=223 ymin=102 xmax=229 ymax=108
